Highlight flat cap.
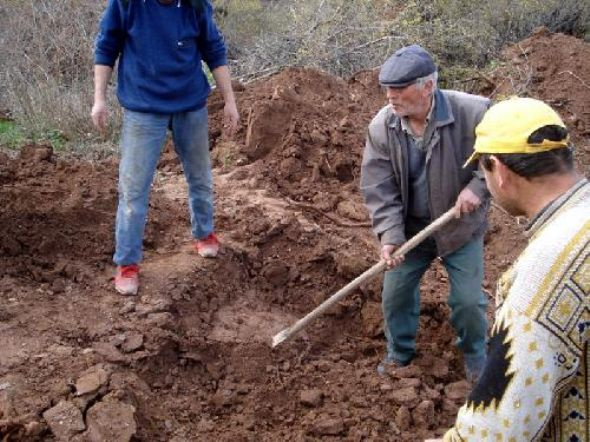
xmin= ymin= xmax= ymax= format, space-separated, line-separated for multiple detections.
xmin=379 ymin=45 xmax=436 ymax=87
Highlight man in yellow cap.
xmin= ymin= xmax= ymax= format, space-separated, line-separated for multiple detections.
xmin=432 ymin=97 xmax=589 ymax=441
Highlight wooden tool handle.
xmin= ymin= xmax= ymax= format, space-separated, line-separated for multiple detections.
xmin=271 ymin=208 xmax=456 ymax=347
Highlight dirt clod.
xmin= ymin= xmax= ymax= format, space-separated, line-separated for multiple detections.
xmin=300 ymin=389 xmax=323 ymax=407
xmin=85 ymin=400 xmax=136 ymax=442
xmin=75 ymin=366 xmax=109 ymax=396
xmin=309 ymin=415 xmax=345 ymax=436
xmin=444 ymin=380 xmax=472 ymax=403
xmin=413 ymin=400 xmax=435 ymax=428
xmin=42 ymin=401 xmax=86 ymax=440
xmin=395 ymin=405 xmax=412 ymax=431
xmin=391 ymin=386 xmax=420 ymax=408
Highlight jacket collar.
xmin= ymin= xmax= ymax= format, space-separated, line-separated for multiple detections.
xmin=526 ymin=178 xmax=590 ymax=237
xmin=387 ymin=89 xmax=455 ymax=129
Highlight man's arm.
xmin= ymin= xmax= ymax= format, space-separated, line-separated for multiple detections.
xmin=194 ymin=1 xmax=239 ymax=134
xmin=211 ymin=65 xmax=239 ymax=135
xmin=196 ymin=0 xmax=227 ymax=70
xmin=91 ymin=65 xmax=113 ymax=131
xmin=464 ymin=169 xmax=489 ymax=202
xmin=467 ymin=97 xmax=491 ymax=196
xmin=92 ymin=0 xmax=124 ymax=131
xmin=453 ymin=185 xmax=483 ymax=217
xmin=360 ymin=116 xmax=406 ymax=261
xmin=455 ymin=96 xmax=491 ymax=215
xmin=454 ymin=167 xmax=489 ymax=217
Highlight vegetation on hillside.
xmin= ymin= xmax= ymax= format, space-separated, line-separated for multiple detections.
xmin=0 ymin=0 xmax=588 ymax=151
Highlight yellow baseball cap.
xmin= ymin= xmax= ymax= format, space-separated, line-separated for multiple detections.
xmin=464 ymin=97 xmax=569 ymax=167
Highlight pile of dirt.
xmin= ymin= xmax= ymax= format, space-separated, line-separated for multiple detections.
xmin=0 ymin=30 xmax=588 ymax=441
xmin=482 ymin=27 xmax=590 ymax=173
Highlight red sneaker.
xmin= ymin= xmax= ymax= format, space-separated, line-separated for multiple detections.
xmin=195 ymin=233 xmax=219 ymax=258
xmin=114 ymin=264 xmax=139 ymax=295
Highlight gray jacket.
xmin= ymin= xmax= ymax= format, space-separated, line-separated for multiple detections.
xmin=360 ymin=89 xmax=491 ymax=256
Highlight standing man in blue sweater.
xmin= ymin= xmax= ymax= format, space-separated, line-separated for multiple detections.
xmin=92 ymin=0 xmax=239 ymax=295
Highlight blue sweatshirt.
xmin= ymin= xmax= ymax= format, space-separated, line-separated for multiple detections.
xmin=94 ymin=0 xmax=227 ymax=114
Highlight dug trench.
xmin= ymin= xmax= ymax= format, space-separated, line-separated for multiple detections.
xmin=1 ymin=29 xmax=589 ymax=441
xmin=1 ymin=142 xmax=509 ymax=441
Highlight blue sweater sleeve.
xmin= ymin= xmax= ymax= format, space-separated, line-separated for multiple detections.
xmin=94 ymin=0 xmax=125 ymax=67
xmin=196 ymin=0 xmax=227 ymax=71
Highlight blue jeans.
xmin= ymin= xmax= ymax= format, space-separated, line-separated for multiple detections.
xmin=382 ymin=236 xmax=488 ymax=364
xmin=114 ymin=107 xmax=213 ymax=265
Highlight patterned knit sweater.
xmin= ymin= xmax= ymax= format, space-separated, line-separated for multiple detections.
xmin=444 ymin=179 xmax=590 ymax=442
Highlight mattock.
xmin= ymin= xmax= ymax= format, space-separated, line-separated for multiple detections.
xmin=271 ymin=208 xmax=457 ymax=348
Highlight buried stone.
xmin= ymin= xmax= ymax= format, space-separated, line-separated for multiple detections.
xmin=86 ymin=399 xmax=137 ymax=442
xmin=43 ymin=401 xmax=85 ymax=440
xmin=300 ymin=389 xmax=323 ymax=407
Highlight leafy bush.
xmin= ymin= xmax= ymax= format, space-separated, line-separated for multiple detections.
xmin=0 ymin=119 xmax=25 ymax=149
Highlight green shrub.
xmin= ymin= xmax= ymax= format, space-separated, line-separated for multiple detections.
xmin=0 ymin=119 xmax=25 ymax=149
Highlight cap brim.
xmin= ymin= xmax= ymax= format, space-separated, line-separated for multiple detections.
xmin=379 ymin=79 xmax=416 ymax=88
xmin=462 ymin=151 xmax=480 ymax=168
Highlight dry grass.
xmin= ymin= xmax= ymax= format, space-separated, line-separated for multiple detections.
xmin=0 ymin=0 xmax=119 ymax=151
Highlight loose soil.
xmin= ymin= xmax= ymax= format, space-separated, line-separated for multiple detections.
xmin=1 ymin=30 xmax=588 ymax=441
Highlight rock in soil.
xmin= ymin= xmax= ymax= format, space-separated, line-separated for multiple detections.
xmin=444 ymin=380 xmax=472 ymax=403
xmin=413 ymin=400 xmax=435 ymax=428
xmin=75 ymin=365 xmax=110 ymax=396
xmin=93 ymin=343 xmax=127 ymax=364
xmin=309 ymin=415 xmax=345 ymax=436
xmin=121 ymin=332 xmax=144 ymax=353
xmin=300 ymin=389 xmax=323 ymax=407
xmin=85 ymin=400 xmax=137 ymax=442
xmin=395 ymin=405 xmax=412 ymax=431
xmin=43 ymin=401 xmax=86 ymax=440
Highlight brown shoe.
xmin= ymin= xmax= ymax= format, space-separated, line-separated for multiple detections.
xmin=377 ymin=357 xmax=409 ymax=375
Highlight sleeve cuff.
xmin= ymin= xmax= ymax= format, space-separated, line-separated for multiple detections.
xmin=94 ymin=54 xmax=117 ymax=67
xmin=205 ymin=56 xmax=227 ymax=72
xmin=466 ymin=175 xmax=489 ymax=201
xmin=379 ymin=228 xmax=406 ymax=246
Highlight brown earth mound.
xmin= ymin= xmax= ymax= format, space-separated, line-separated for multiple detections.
xmin=482 ymin=27 xmax=590 ymax=173
xmin=0 ymin=30 xmax=588 ymax=441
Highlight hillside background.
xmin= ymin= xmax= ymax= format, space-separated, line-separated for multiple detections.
xmin=0 ymin=0 xmax=588 ymax=153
